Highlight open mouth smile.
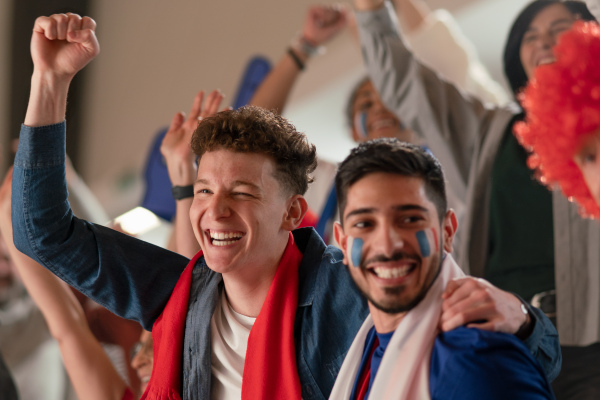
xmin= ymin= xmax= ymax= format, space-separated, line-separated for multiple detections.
xmin=207 ymin=230 xmax=244 ymax=247
xmin=371 ymin=264 xmax=416 ymax=279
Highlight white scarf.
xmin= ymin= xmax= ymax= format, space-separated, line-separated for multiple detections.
xmin=329 ymin=254 xmax=465 ymax=400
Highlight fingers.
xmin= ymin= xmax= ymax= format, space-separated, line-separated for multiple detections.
xmin=167 ymin=112 xmax=186 ymax=135
xmin=201 ymin=90 xmax=225 ymax=118
xmin=33 ymin=13 xmax=98 ymax=51
xmin=440 ymin=277 xmax=496 ymax=331
xmin=187 ymin=91 xmax=205 ymax=122
xmin=441 ymin=277 xmax=486 ymax=309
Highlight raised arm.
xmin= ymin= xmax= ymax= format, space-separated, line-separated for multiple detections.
xmin=394 ymin=0 xmax=509 ymax=105
xmin=0 ymin=169 xmax=129 ymax=400
xmin=161 ymin=90 xmax=226 ymax=258
xmin=249 ymin=4 xmax=348 ymax=113
xmin=13 ymin=14 xmax=189 ymax=330
xmin=353 ymin=0 xmax=514 ymax=195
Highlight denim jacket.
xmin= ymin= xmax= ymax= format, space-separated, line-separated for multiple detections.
xmin=13 ymin=122 xmax=561 ymax=399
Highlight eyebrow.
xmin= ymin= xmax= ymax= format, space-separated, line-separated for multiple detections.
xmin=344 ymin=204 xmax=429 ymax=220
xmin=194 ymin=178 xmax=262 ymax=192
xmin=526 ymin=18 xmax=574 ymax=32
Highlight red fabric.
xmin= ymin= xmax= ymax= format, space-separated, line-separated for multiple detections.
xmin=355 ymin=337 xmax=379 ymax=400
xmin=298 ymin=207 xmax=318 ymax=229
xmin=241 ymin=232 xmax=303 ymax=399
xmin=141 ymin=251 xmax=203 ymax=400
xmin=140 ymin=233 xmax=303 ymax=399
xmin=122 ymin=387 xmax=135 ymax=400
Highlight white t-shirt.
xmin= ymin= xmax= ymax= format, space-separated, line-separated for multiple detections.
xmin=210 ymin=290 xmax=256 ymax=400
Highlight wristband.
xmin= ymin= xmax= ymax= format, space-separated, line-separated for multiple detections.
xmin=514 ymin=296 xmax=534 ymax=340
xmin=287 ymin=47 xmax=305 ymax=71
xmin=295 ymin=35 xmax=325 ymax=57
xmin=171 ymin=185 xmax=194 ymax=200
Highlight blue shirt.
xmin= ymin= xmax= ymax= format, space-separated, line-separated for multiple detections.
xmin=353 ymin=327 xmax=554 ymax=399
xmin=12 ymin=122 xmax=561 ymax=398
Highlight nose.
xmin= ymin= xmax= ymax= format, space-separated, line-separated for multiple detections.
xmin=131 ymin=349 xmax=148 ymax=370
xmin=207 ymin=192 xmax=231 ymax=219
xmin=373 ymin=221 xmax=404 ymax=257
xmin=539 ymin=32 xmax=555 ymax=50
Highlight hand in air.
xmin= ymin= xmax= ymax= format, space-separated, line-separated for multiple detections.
xmin=302 ymin=4 xmax=349 ymax=46
xmin=31 ymin=13 xmax=100 ymax=80
xmin=440 ymin=277 xmax=531 ymax=336
xmin=160 ymin=90 xmax=227 ymax=186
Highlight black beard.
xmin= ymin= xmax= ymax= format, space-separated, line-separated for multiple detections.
xmin=358 ymin=250 xmax=443 ymax=315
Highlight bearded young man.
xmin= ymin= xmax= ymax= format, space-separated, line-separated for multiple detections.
xmin=331 ymin=139 xmax=554 ymax=399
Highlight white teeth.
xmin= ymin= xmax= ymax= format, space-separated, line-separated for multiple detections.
xmin=209 ymin=231 xmax=243 ymax=240
xmin=538 ymin=57 xmax=556 ymax=66
xmin=371 ymin=119 xmax=396 ymax=130
xmin=373 ymin=265 xmax=412 ymax=279
xmin=141 ymin=376 xmax=150 ymax=383
xmin=213 ymin=240 xmax=238 ymax=247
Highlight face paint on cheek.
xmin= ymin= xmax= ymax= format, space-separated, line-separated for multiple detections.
xmin=354 ymin=112 xmax=368 ymax=139
xmin=348 ymin=236 xmax=364 ymax=268
xmin=415 ymin=230 xmax=431 ymax=257
xmin=416 ymin=228 xmax=440 ymax=257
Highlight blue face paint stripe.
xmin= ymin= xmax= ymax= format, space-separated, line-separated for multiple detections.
xmin=416 ymin=230 xmax=431 ymax=257
xmin=355 ymin=111 xmax=368 ymax=139
xmin=351 ymin=237 xmax=364 ymax=268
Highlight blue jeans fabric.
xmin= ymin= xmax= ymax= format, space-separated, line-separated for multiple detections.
xmin=13 ymin=121 xmax=561 ymax=398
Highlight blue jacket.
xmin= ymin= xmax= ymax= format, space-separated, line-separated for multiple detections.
xmin=12 ymin=122 xmax=561 ymax=399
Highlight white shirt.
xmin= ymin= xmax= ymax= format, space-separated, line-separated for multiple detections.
xmin=210 ymin=290 xmax=256 ymax=400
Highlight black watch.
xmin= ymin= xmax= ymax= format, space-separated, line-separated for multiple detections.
xmin=171 ymin=185 xmax=194 ymax=200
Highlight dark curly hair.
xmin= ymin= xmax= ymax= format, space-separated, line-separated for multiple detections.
xmin=191 ymin=106 xmax=317 ymax=196
xmin=515 ymin=21 xmax=600 ymax=219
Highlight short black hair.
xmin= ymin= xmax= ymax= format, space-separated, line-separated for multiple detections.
xmin=335 ymin=138 xmax=447 ymax=223
xmin=503 ymin=0 xmax=596 ymax=98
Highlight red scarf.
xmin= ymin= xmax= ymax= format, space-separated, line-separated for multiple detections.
xmin=141 ymin=233 xmax=302 ymax=400
xmin=241 ymin=232 xmax=302 ymax=399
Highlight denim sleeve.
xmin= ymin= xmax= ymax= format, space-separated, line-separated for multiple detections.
xmin=522 ymin=304 xmax=562 ymax=382
xmin=12 ymin=122 xmax=189 ymax=330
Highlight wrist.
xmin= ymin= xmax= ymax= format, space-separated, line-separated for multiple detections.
xmin=165 ymin=160 xmax=197 ymax=186
xmin=24 ymin=71 xmax=72 ymax=127
xmin=291 ymin=34 xmax=324 ymax=60
xmin=514 ymin=298 xmax=535 ymax=340
xmin=172 ymin=185 xmax=194 ymax=200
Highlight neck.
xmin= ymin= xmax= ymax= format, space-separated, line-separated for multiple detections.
xmin=221 ymin=234 xmax=289 ymax=317
xmin=369 ymin=304 xmax=406 ymax=334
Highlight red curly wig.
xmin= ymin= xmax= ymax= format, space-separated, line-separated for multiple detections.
xmin=515 ymin=21 xmax=600 ymax=219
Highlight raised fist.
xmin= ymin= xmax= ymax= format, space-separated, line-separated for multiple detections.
xmin=31 ymin=13 xmax=100 ymax=80
xmin=302 ymin=4 xmax=349 ymax=46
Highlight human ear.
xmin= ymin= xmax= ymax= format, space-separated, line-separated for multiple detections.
xmin=442 ymin=209 xmax=458 ymax=253
xmin=333 ymin=221 xmax=350 ymax=265
xmin=281 ymin=195 xmax=308 ymax=231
